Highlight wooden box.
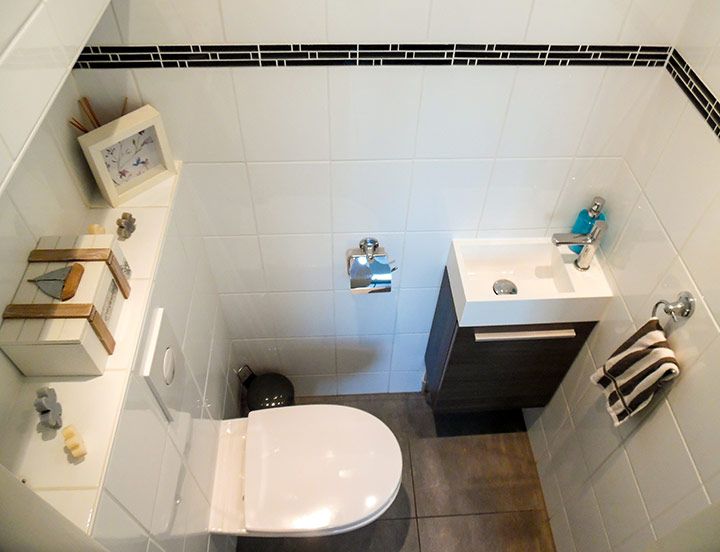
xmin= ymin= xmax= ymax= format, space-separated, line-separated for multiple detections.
xmin=0 ymin=234 xmax=131 ymax=376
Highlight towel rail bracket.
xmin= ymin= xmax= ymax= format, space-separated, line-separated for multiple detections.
xmin=652 ymin=291 xmax=695 ymax=322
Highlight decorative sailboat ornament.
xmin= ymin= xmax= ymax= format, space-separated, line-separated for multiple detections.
xmin=27 ymin=264 xmax=84 ymax=301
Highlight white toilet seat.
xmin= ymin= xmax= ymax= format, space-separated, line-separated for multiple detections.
xmin=209 ymin=404 xmax=403 ymax=537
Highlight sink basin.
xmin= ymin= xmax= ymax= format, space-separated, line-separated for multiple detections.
xmin=447 ymin=238 xmax=613 ymax=326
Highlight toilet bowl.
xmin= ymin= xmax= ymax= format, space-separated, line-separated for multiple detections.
xmin=209 ymin=404 xmax=403 ymax=537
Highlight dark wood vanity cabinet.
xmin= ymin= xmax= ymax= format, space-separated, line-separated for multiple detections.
xmin=424 ymin=270 xmax=596 ymax=413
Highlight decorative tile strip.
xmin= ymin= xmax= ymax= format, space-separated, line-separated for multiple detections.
xmin=75 ymin=43 xmax=670 ymax=70
xmin=666 ymin=48 xmax=720 ymax=138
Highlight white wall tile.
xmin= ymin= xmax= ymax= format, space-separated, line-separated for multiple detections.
xmin=700 ymin=43 xmax=720 ymax=99
xmin=0 ymin=141 xmax=12 ymax=185
xmin=151 ymin=434 xmax=185 ymax=552
xmin=549 ymin=509 xmax=578 ymax=552
xmin=221 ymin=294 xmax=275 ymax=339
xmin=669 ymin=336 xmax=720 ymax=483
xmin=86 ymin=4 xmax=122 ymax=44
xmin=275 ymin=337 xmax=336 ymax=376
xmin=682 ymin=190 xmax=720 ymax=324
xmin=497 ymin=67 xmax=604 ymax=158
xmin=646 ymin=107 xmax=720 ymax=249
xmin=46 ymin=0 xmax=108 ymax=60
xmin=624 ymin=76 xmax=687 ymax=188
xmin=337 ymin=372 xmax=391 ymax=394
xmin=391 ymin=333 xmax=429 ymax=372
xmin=607 ymin=197 xmax=677 ymax=322
xmin=233 ymin=68 xmax=330 ymax=162
xmin=93 ymin=491 xmax=149 ymax=552
xmin=329 ymin=67 xmax=423 ymax=160
xmin=0 ymin=192 xmax=40 ymax=309
xmin=562 ymin=345 xmax=595 ymax=410
xmin=248 ymin=162 xmax=331 ymax=234
xmin=0 ymin=5 xmax=67 ymax=157
xmin=7 ymin=126 xmax=85 ymax=236
xmin=542 ymin=388 xmax=571 ymax=449
xmin=401 ymin=231 xmax=475 ymax=288
xmin=35 ymin=488 xmax=96 ymax=534
xmin=407 ymin=160 xmax=492 ymax=231
xmin=268 ymin=291 xmax=335 ymax=337
xmin=332 ymin=232 xmax=405 ymax=290
xmin=112 ymin=0 xmax=224 ymax=43
xmin=204 ymin=236 xmax=265 ymax=293
xmin=550 ymin=418 xmax=590 ymax=503
xmin=625 ymin=400 xmax=703 ymax=519
xmin=591 ymin=447 xmax=649 ymax=547
xmin=577 ymin=68 xmax=665 ymax=158
xmin=427 ymin=0 xmax=532 ymax=42
xmin=480 ymin=158 xmax=572 ymax=230
xmin=613 ymin=525 xmax=656 ymax=552
xmin=231 ymin=339 xmax=280 ymax=372
xmin=587 ymin=291 xmax=635 ymax=368
xmin=326 ymin=0 xmax=431 ymax=42
xmin=104 ymin=376 xmax=167 ymax=531
xmin=526 ymin=0 xmax=630 ymax=43
xmin=259 ymin=234 xmax=332 ymax=291
xmin=183 ymin=288 xmax=218 ymax=388
xmin=331 ymin=161 xmax=412 ymax=232
xmin=185 ymin=410 xmax=219 ymax=502
xmin=395 ymin=288 xmax=440 ymax=333
xmin=524 ymin=408 xmax=549 ymax=463
xmin=205 ymin=326 xmax=230 ymax=419
xmin=650 ymin=484 xmax=710 ymax=540
xmin=289 ymin=374 xmax=338 ymax=396
xmin=0 ymin=0 xmax=40 ymax=53
xmin=334 ymin=290 xmax=399 ymax=335
xmin=133 ymin=69 xmax=245 ymax=162
xmin=415 ymin=67 xmax=516 ymax=158
xmin=388 ymin=371 xmax=424 ymax=392
xmin=620 ymin=0 xmax=693 ymax=43
xmin=565 ymin=485 xmax=611 ymax=552
xmin=221 ymin=0 xmax=326 ymax=42
xmin=180 ymin=469 xmax=211 ymax=552
xmin=183 ymin=163 xmax=256 ymax=237
xmin=336 ymin=335 xmax=393 ymax=373
xmin=550 ymin=158 xmax=641 ymax=252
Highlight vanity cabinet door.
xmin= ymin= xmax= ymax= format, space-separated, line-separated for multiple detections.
xmin=424 ymin=270 xmax=596 ymax=413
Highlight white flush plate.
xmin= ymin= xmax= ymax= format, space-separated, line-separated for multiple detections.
xmin=140 ymin=308 xmax=187 ymax=422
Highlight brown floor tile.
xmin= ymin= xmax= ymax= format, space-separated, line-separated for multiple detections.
xmin=236 ymin=518 xmax=419 ymax=552
xmin=411 ymin=433 xmax=544 ymax=517
xmin=418 ymin=511 xmax=555 ymax=552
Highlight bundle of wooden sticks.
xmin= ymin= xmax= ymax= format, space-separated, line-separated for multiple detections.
xmin=68 ymin=96 xmax=129 ymax=134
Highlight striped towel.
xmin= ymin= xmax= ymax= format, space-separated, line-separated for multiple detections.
xmin=591 ymin=318 xmax=679 ymax=426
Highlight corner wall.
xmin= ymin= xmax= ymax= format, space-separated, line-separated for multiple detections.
xmin=526 ymin=24 xmax=720 ymax=551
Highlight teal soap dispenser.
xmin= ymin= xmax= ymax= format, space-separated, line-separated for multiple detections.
xmin=569 ymin=196 xmax=606 ymax=253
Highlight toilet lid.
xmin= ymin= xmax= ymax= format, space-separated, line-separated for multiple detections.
xmin=244 ymin=404 xmax=402 ymax=534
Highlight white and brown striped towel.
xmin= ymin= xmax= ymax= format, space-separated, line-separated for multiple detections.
xmin=591 ymin=318 xmax=679 ymax=426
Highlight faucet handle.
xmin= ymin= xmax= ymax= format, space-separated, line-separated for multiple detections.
xmin=589 ymin=220 xmax=607 ymax=239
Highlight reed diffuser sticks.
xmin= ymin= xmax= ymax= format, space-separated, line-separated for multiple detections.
xmin=68 ymin=96 xmax=130 ymax=134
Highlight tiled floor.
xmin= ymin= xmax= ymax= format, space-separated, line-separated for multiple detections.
xmin=236 ymin=393 xmax=555 ymax=552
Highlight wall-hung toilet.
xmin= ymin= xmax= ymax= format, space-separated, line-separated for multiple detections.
xmin=141 ymin=309 xmax=403 ymax=538
xmin=209 ymin=405 xmax=403 ymax=537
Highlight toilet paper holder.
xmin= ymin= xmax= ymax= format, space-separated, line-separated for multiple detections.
xmin=347 ymin=238 xmax=398 ymax=294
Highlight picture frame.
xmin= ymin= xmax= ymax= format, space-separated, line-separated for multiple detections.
xmin=78 ymin=104 xmax=175 ymax=207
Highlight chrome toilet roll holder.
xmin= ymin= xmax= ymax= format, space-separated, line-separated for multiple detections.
xmin=347 ymin=238 xmax=398 ymax=294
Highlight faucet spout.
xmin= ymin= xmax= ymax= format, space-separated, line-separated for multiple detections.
xmin=552 ymin=220 xmax=607 ymax=271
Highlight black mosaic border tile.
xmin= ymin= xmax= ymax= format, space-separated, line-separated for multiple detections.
xmin=666 ymin=48 xmax=720 ymax=138
xmin=75 ymin=43 xmax=670 ymax=70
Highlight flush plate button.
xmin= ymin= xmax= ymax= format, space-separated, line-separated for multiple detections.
xmin=493 ymin=279 xmax=518 ymax=296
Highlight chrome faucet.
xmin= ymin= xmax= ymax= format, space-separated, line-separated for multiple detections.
xmin=551 ymin=220 xmax=607 ymax=271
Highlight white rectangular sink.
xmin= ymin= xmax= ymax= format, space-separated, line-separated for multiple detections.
xmin=447 ymin=238 xmax=613 ymax=326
